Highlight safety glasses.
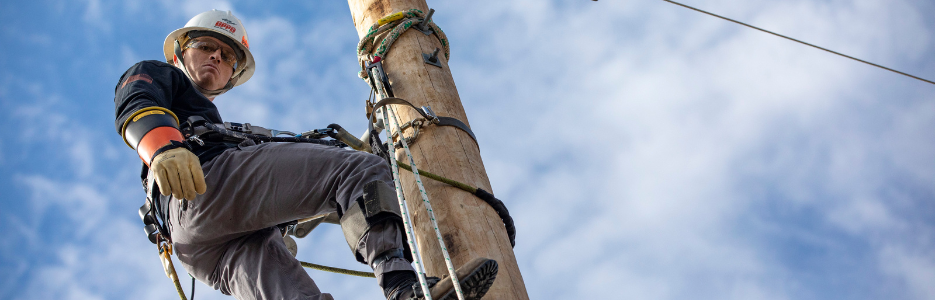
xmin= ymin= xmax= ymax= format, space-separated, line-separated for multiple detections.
xmin=185 ymin=38 xmax=240 ymax=69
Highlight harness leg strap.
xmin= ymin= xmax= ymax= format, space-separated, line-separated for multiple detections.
xmin=340 ymin=180 xmax=412 ymax=264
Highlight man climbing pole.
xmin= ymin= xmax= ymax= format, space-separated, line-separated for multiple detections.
xmin=113 ymin=9 xmax=496 ymax=300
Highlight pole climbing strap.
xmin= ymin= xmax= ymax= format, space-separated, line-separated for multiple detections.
xmin=356 ymin=98 xmax=514 ymax=247
xmin=370 ymin=97 xmax=478 ymax=146
xmin=395 ymin=162 xmax=516 ymax=248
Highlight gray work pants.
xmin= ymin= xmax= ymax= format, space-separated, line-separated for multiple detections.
xmin=164 ymin=142 xmax=413 ymax=300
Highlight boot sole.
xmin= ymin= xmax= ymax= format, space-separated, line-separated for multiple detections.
xmin=436 ymin=259 xmax=498 ymax=300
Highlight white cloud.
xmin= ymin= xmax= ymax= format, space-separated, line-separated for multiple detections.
xmin=81 ymin=0 xmax=110 ymax=32
xmin=3 ymin=0 xmax=934 ymax=299
xmin=12 ymin=92 xmax=97 ymax=177
xmin=120 ymin=45 xmax=142 ymax=70
xmin=438 ymin=0 xmax=934 ymax=298
xmin=181 ymin=1 xmax=235 ymax=20
xmin=880 ymin=245 xmax=935 ymax=299
xmin=217 ymin=13 xmax=367 ymax=133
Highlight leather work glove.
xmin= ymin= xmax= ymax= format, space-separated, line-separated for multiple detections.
xmin=151 ymin=147 xmax=207 ymax=200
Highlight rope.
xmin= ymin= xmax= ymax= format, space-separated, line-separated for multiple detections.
xmin=300 ymin=261 xmax=375 ymax=278
xmin=382 ymin=106 xmax=436 ymax=300
xmin=396 ymin=162 xmax=476 ymax=193
xmin=357 ymin=8 xmax=450 ymax=80
xmin=159 ymin=244 xmax=189 ymax=300
xmin=190 ymin=276 xmax=195 ymax=300
xmin=661 ymin=0 xmax=935 ymax=86
xmin=388 ymin=106 xmax=467 ymax=300
xmin=172 ymin=276 xmax=187 ymax=300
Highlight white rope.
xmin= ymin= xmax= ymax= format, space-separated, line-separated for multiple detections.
xmin=388 ymin=106 xmax=466 ymax=300
xmin=381 ymin=106 xmax=434 ymax=300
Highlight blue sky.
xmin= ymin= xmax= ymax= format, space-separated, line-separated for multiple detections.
xmin=2 ymin=0 xmax=934 ymax=299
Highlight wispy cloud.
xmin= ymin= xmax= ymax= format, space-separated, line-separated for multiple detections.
xmin=1 ymin=0 xmax=932 ymax=299
xmin=437 ymin=0 xmax=934 ymax=298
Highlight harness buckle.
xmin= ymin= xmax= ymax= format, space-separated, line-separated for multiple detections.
xmin=187 ymin=135 xmax=205 ymax=146
xmin=421 ymin=105 xmax=439 ymax=123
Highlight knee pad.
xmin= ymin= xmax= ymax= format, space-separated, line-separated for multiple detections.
xmin=340 ymin=180 xmax=412 ymax=263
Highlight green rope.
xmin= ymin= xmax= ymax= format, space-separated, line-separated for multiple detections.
xmin=300 ymin=261 xmax=375 ymax=278
xmin=357 ymin=9 xmax=450 ymax=80
xmin=397 ymin=162 xmax=477 ymax=194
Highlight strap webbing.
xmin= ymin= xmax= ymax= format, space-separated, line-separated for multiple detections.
xmin=371 ymin=97 xmax=478 ymax=145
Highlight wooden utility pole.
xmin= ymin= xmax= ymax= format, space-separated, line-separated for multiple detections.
xmin=347 ymin=1 xmax=529 ymax=299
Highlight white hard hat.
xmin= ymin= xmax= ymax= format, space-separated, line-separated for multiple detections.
xmin=164 ymin=10 xmax=255 ymax=93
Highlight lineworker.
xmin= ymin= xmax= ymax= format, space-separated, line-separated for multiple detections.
xmin=114 ymin=9 xmax=495 ymax=300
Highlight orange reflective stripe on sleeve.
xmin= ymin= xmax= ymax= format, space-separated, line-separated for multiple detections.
xmin=137 ymin=126 xmax=184 ymax=166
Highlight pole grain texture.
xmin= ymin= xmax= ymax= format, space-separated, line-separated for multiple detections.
xmin=347 ymin=1 xmax=529 ymax=299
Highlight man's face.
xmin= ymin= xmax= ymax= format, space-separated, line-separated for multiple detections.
xmin=181 ymin=36 xmax=236 ymax=92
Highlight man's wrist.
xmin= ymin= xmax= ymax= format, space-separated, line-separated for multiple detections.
xmin=149 ymin=140 xmax=192 ymax=164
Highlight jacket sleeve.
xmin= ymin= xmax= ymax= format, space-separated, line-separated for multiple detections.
xmin=114 ymin=60 xmax=187 ymax=135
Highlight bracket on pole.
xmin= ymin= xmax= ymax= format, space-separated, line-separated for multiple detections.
xmin=422 ymin=48 xmax=442 ymax=68
xmin=415 ymin=8 xmax=435 ymax=35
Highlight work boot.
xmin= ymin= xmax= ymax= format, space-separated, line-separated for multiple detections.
xmin=386 ymin=258 xmax=498 ymax=300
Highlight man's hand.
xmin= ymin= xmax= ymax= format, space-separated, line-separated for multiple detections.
xmin=151 ymin=147 xmax=206 ymax=200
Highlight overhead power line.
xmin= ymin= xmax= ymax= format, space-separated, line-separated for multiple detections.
xmin=661 ymin=0 xmax=935 ymax=86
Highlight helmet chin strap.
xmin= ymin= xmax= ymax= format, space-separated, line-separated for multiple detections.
xmin=174 ymin=40 xmax=238 ymax=98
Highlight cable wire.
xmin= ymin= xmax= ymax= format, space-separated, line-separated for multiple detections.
xmin=661 ymin=0 xmax=935 ymax=86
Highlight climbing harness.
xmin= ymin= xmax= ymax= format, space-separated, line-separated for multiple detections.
xmin=181 ymin=116 xmax=347 ymax=147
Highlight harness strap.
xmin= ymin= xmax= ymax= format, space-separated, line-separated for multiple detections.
xmin=370 ymin=97 xmax=478 ymax=145
xmin=182 ymin=116 xmax=346 ymax=147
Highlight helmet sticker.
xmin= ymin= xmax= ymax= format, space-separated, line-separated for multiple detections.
xmin=214 ymin=21 xmax=237 ymax=33
xmin=242 ymin=35 xmax=250 ymax=49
